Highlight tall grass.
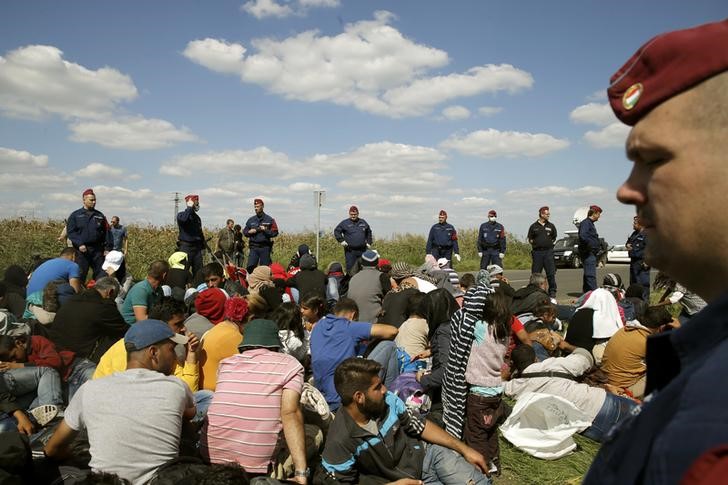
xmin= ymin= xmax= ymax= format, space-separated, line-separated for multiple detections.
xmin=0 ymin=218 xmax=534 ymax=279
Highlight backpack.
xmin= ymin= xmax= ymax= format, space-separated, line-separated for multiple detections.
xmin=0 ymin=310 xmax=30 ymax=338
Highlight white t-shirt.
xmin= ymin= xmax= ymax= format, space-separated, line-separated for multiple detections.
xmin=64 ymin=368 xmax=194 ymax=484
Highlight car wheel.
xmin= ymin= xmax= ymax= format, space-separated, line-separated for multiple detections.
xmin=572 ymin=256 xmax=581 ymax=268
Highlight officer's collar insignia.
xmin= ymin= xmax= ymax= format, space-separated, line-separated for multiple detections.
xmin=622 ymin=83 xmax=643 ymax=110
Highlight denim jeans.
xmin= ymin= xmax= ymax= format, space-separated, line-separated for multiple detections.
xmin=193 ymin=390 xmax=214 ymax=424
xmin=422 ymin=444 xmax=491 ymax=485
xmin=2 ymin=366 xmax=64 ymax=408
xmin=366 ymin=340 xmax=400 ymax=389
xmin=582 ymin=393 xmax=637 ymax=442
xmin=67 ymin=358 xmax=97 ymax=402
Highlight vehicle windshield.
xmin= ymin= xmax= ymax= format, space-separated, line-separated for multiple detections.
xmin=554 ymin=238 xmax=576 ymax=249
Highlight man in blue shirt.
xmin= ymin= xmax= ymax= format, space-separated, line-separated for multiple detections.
xmin=109 ymin=216 xmax=128 ymax=254
xmin=27 ymin=247 xmax=83 ymax=295
xmin=309 ymin=298 xmax=397 ymax=411
xmin=426 ymin=210 xmax=461 ymax=264
xmin=243 ymin=198 xmax=279 ymax=273
xmin=584 ymin=19 xmax=728 ymax=483
xmin=176 ymin=194 xmax=204 ymax=277
xmin=334 ymin=206 xmax=372 ymax=272
xmin=578 ymin=205 xmax=602 ymax=293
xmin=66 ymin=188 xmax=113 ymax=281
xmin=477 ymin=210 xmax=506 ymax=269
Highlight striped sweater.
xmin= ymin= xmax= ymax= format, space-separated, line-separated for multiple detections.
xmin=442 ymin=283 xmax=494 ymax=439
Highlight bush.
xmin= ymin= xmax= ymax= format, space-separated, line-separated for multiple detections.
xmin=0 ymin=218 xmax=534 ymax=280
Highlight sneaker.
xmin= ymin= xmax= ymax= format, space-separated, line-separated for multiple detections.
xmin=29 ymin=404 xmax=59 ymax=427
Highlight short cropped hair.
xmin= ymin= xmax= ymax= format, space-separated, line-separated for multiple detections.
xmin=529 ymin=273 xmax=547 ymax=287
xmin=202 ymin=262 xmax=224 ymax=279
xmin=94 ymin=277 xmax=120 ymax=295
xmin=149 ymin=297 xmax=187 ymax=322
xmin=333 ymin=298 xmax=359 ymax=316
xmin=148 ymin=260 xmax=170 ymax=279
xmin=334 ymin=358 xmax=382 ymax=406
xmin=60 ymin=247 xmax=78 ymax=258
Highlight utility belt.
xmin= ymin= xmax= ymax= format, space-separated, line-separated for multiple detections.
xmin=249 ymin=242 xmax=273 ymax=249
xmin=483 ymin=244 xmax=500 ymax=249
xmin=434 ymin=244 xmax=453 ymax=250
xmin=532 ymin=246 xmax=553 ymax=251
xmin=345 ymin=245 xmax=366 ymax=251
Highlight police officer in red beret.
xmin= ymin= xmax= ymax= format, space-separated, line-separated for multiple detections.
xmin=426 ymin=210 xmax=461 ymax=264
xmin=584 ymin=19 xmax=728 ymax=484
xmin=66 ymin=189 xmax=113 ymax=281
xmin=477 ymin=209 xmax=506 ymax=269
xmin=177 ymin=194 xmax=204 ymax=276
xmin=243 ymin=198 xmax=279 ymax=273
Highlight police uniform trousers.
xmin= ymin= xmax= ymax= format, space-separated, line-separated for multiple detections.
xmin=344 ymin=247 xmax=365 ymax=273
xmin=76 ymin=244 xmax=105 ymax=282
xmin=630 ymin=259 xmax=651 ymax=300
xmin=430 ymin=246 xmax=454 ymax=262
xmin=582 ymin=252 xmax=598 ymax=293
xmin=480 ymin=249 xmax=502 ymax=269
xmin=179 ymin=241 xmax=204 ymax=277
xmin=248 ymin=244 xmax=273 ymax=273
xmin=532 ymin=248 xmax=557 ymax=297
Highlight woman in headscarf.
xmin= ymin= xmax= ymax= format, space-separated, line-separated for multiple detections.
xmin=1 ymin=265 xmax=28 ymax=318
xmin=247 ymin=265 xmax=282 ymax=311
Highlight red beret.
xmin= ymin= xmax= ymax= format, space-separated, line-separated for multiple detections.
xmin=184 ymin=194 xmax=199 ymax=202
xmin=608 ymin=19 xmax=728 ymax=126
xmin=539 ymin=206 xmax=549 ymax=214
xmin=439 ymin=210 xmax=447 ymax=217
xmin=254 ymin=198 xmax=264 ymax=205
xmin=590 ymin=205 xmax=603 ymax=213
xmin=349 ymin=206 xmax=359 ymax=213
xmin=488 ymin=210 xmax=497 ymax=217
xmin=82 ymin=188 xmax=95 ymax=197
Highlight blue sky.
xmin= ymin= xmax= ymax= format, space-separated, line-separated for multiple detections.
xmin=0 ymin=1 xmax=724 ymax=245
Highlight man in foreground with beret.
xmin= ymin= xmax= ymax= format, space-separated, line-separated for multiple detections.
xmin=66 ymin=188 xmax=113 ymax=281
xmin=584 ymin=18 xmax=728 ymax=483
xmin=177 ymin=194 xmax=204 ymax=276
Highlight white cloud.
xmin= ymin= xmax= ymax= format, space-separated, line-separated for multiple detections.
xmin=298 ymin=0 xmax=339 ymax=7
xmin=68 ymin=116 xmax=201 ymax=150
xmin=569 ymin=102 xmax=616 ymax=126
xmin=440 ymin=129 xmax=570 ymax=158
xmin=184 ymin=12 xmax=533 ymax=118
xmin=505 ymin=185 xmax=607 ymax=199
xmin=46 ymin=192 xmax=80 ymax=203
xmin=160 ymin=147 xmax=295 ymax=177
xmin=478 ymin=106 xmax=502 ymax=117
xmin=0 ymin=172 xmax=72 ymax=189
xmin=441 ymin=105 xmax=470 ymax=120
xmin=0 ymin=45 xmax=137 ymax=120
xmin=454 ymin=196 xmax=496 ymax=207
xmin=288 ymin=182 xmax=323 ymax=192
xmin=337 ymin=171 xmax=447 ymax=192
xmin=0 ymin=146 xmax=48 ymax=169
xmin=583 ymin=122 xmax=630 ymax=149
xmin=75 ymin=162 xmax=124 ymax=178
xmin=242 ymin=0 xmax=294 ymax=18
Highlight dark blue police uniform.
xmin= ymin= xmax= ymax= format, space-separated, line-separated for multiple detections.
xmin=477 ymin=221 xmax=506 ymax=269
xmin=578 ymin=217 xmax=600 ymax=293
xmin=528 ymin=220 xmax=558 ymax=297
xmin=177 ymin=207 xmax=204 ymax=276
xmin=584 ymin=293 xmax=728 ymax=484
xmin=66 ymin=207 xmax=113 ymax=281
xmin=334 ymin=218 xmax=373 ymax=272
xmin=244 ymin=212 xmax=278 ymax=272
xmin=426 ymin=222 xmax=459 ymax=261
xmin=626 ymin=230 xmax=650 ymax=300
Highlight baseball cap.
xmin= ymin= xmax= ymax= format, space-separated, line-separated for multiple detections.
xmin=101 ymin=250 xmax=124 ymax=273
xmin=124 ymin=319 xmax=188 ymax=352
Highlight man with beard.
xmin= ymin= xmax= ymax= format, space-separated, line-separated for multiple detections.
xmin=317 ymin=358 xmax=489 ymax=484
xmin=583 ymin=19 xmax=728 ymax=483
xmin=44 ymin=320 xmax=194 ymax=484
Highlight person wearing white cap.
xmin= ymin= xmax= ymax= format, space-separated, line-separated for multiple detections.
xmin=44 ymin=320 xmax=194 ymax=484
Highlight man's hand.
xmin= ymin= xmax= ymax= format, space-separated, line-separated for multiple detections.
xmin=499 ymin=253 xmax=505 ymax=260
xmin=0 ymin=362 xmax=23 ymax=371
xmin=249 ymin=227 xmax=257 ymax=234
xmin=461 ymin=445 xmax=488 ymax=474
xmin=15 ymin=411 xmax=35 ymax=435
xmin=340 ymin=240 xmax=348 ymax=247
xmin=186 ymin=332 xmax=200 ymax=354
xmin=103 ymin=250 xmax=109 ymax=257
xmin=411 ymin=349 xmax=432 ymax=361
xmin=453 ymin=254 xmax=461 ymax=262
xmin=291 ymin=475 xmax=307 ymax=484
xmin=415 ymin=370 xmax=428 ymax=382
xmin=478 ymin=252 xmax=483 ymax=258
xmin=79 ymin=244 xmax=87 ymax=253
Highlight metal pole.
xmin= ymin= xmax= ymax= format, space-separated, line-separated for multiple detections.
xmin=316 ymin=191 xmax=321 ymax=261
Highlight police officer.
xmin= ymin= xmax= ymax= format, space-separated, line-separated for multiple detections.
xmin=426 ymin=210 xmax=461 ymax=263
xmin=477 ymin=209 xmax=506 ymax=269
xmin=626 ymin=215 xmax=649 ymax=300
xmin=578 ymin=205 xmax=602 ymax=293
xmin=334 ymin=206 xmax=372 ymax=272
xmin=243 ymin=198 xmax=279 ymax=273
xmin=527 ymin=206 xmax=558 ymax=297
xmin=66 ymin=188 xmax=113 ymax=281
xmin=177 ymin=194 xmax=204 ymax=276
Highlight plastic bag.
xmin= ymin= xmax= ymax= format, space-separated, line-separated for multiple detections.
xmin=499 ymin=392 xmax=592 ymax=460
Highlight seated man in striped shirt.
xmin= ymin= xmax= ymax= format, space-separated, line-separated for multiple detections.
xmin=201 ymin=319 xmax=308 ymax=483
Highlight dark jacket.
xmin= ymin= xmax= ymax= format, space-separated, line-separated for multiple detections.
xmin=528 ymin=220 xmax=557 ymax=249
xmin=318 ymin=392 xmax=426 ymax=484
xmin=477 ymin=221 xmax=506 ymax=253
xmin=289 ymin=255 xmax=327 ymax=300
xmin=177 ymin=207 xmax=204 ymax=245
xmin=244 ymin=212 xmax=279 ymax=246
xmin=420 ymin=322 xmax=451 ymax=399
xmin=48 ymin=289 xmax=128 ymax=363
xmin=626 ymin=230 xmax=647 ymax=260
xmin=377 ymin=287 xmax=418 ymax=328
xmin=511 ymin=284 xmax=549 ymax=315
xmin=578 ymin=217 xmax=600 ymax=255
xmin=334 ymin=218 xmax=372 ymax=250
xmin=67 ymin=207 xmax=113 ymax=250
xmin=426 ymin=223 xmax=459 ymax=254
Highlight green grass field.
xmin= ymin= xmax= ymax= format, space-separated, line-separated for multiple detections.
xmin=0 ymin=218 xmax=536 ymax=278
